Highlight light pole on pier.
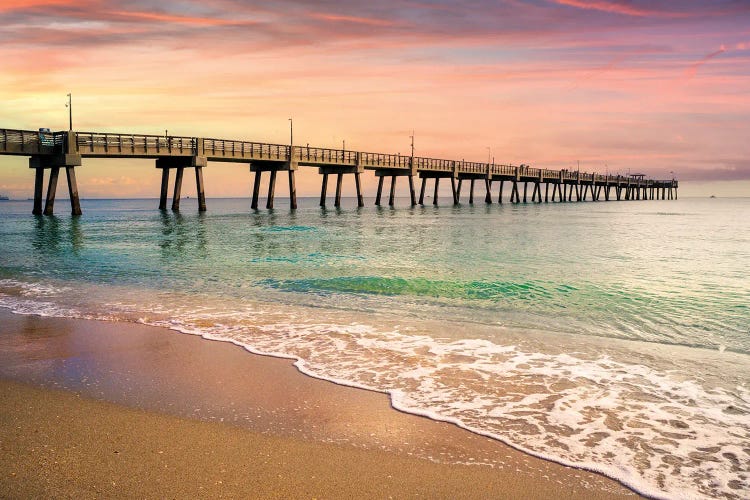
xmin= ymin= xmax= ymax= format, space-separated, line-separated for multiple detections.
xmin=65 ymin=93 xmax=72 ymax=131
xmin=670 ymin=170 xmax=674 ymax=180
xmin=410 ymin=131 xmax=415 ymax=158
xmin=288 ymin=118 xmax=293 ymax=148
xmin=487 ymin=147 xmax=491 ymax=164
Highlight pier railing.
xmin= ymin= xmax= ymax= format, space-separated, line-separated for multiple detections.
xmin=76 ymin=132 xmax=196 ymax=156
xmin=0 ymin=126 xmax=677 ymax=186
xmin=203 ymin=138 xmax=286 ymax=160
xmin=0 ymin=128 xmax=64 ymax=155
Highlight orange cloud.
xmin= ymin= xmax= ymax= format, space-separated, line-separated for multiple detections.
xmin=108 ymin=10 xmax=252 ymax=27
xmin=0 ymin=0 xmax=81 ymax=11
xmin=309 ymin=13 xmax=398 ymax=27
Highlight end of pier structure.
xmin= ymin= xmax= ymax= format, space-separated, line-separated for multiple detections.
xmin=29 ymin=131 xmax=83 ymax=216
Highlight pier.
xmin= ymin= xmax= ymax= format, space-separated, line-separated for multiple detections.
xmin=0 ymin=128 xmax=678 ymax=215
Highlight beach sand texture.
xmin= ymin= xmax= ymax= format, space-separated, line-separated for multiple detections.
xmin=0 ymin=310 xmax=636 ymax=498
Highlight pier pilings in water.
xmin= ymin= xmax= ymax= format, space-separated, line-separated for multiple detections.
xmin=28 ymin=131 xmax=82 ymax=216
xmin=155 ymin=156 xmax=208 ymax=212
xmin=318 ymin=163 xmax=365 ymax=208
xmin=249 ymin=159 xmax=298 ymax=210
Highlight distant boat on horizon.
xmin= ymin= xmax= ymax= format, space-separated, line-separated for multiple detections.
xmin=0 ymin=195 xmax=9 ymax=201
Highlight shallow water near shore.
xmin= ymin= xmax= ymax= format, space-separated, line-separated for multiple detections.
xmin=1 ymin=196 xmax=749 ymax=499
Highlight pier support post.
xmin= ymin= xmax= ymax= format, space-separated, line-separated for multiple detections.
xmin=389 ymin=175 xmax=397 ymax=206
xmin=172 ymin=167 xmax=184 ymax=211
xmin=43 ymin=167 xmax=60 ymax=216
xmin=511 ymin=181 xmax=520 ymax=203
xmin=375 ymin=176 xmax=384 ymax=206
xmin=498 ymin=180 xmax=504 ymax=204
xmin=419 ymin=178 xmax=426 ymax=205
xmin=457 ymin=179 xmax=463 ymax=202
xmin=33 ymin=168 xmax=44 ymax=215
xmin=523 ymin=182 xmax=528 ymax=203
xmin=469 ymin=179 xmax=475 ymax=204
xmin=568 ymin=184 xmax=574 ymax=202
xmin=408 ymin=175 xmax=416 ymax=206
xmin=545 ymin=183 xmax=549 ymax=203
xmin=159 ymin=168 xmax=170 ymax=210
xmin=433 ymin=178 xmax=440 ymax=205
xmin=65 ymin=167 xmax=82 ymax=216
xmin=266 ymin=170 xmax=277 ymax=209
xmin=334 ymin=173 xmax=344 ymax=208
xmin=288 ymin=170 xmax=297 ymax=209
xmin=320 ymin=173 xmax=328 ymax=207
xmin=251 ymin=171 xmax=262 ymax=210
xmin=484 ymin=179 xmax=492 ymax=204
xmin=354 ymin=172 xmax=364 ymax=207
xmin=195 ymin=167 xmax=207 ymax=212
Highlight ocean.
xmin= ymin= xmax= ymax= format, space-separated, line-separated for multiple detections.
xmin=0 ymin=196 xmax=748 ymax=499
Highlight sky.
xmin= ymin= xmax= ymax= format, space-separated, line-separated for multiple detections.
xmin=1 ymin=0 xmax=749 ymax=199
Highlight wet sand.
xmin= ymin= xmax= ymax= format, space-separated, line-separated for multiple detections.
xmin=0 ymin=309 xmax=637 ymax=498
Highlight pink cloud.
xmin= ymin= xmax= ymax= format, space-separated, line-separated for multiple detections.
xmin=553 ymin=0 xmax=687 ymax=18
xmin=686 ymin=45 xmax=727 ymax=78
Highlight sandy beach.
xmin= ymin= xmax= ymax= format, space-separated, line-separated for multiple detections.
xmin=0 ymin=309 xmax=637 ymax=498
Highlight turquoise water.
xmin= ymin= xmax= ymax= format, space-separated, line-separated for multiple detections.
xmin=1 ymin=196 xmax=749 ymax=499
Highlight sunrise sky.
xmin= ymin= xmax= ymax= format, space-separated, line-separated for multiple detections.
xmin=1 ymin=0 xmax=749 ymax=198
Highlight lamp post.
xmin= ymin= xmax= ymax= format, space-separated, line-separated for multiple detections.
xmin=65 ymin=93 xmax=72 ymax=130
xmin=288 ymin=118 xmax=293 ymax=147
xmin=410 ymin=130 xmax=414 ymax=158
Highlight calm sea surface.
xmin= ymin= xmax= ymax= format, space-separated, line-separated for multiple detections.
xmin=1 ymin=196 xmax=748 ymax=499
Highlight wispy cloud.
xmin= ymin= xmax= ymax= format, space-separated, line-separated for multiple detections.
xmin=109 ymin=10 xmax=255 ymax=27
xmin=686 ymin=45 xmax=727 ymax=78
xmin=552 ymin=0 xmax=688 ymax=18
xmin=309 ymin=12 xmax=399 ymax=27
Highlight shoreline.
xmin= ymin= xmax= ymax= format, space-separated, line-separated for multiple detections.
xmin=0 ymin=308 xmax=637 ymax=498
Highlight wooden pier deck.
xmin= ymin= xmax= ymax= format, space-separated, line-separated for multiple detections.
xmin=0 ymin=128 xmax=678 ymax=215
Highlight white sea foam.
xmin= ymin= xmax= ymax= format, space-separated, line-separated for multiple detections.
xmin=1 ymin=277 xmax=748 ymax=500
